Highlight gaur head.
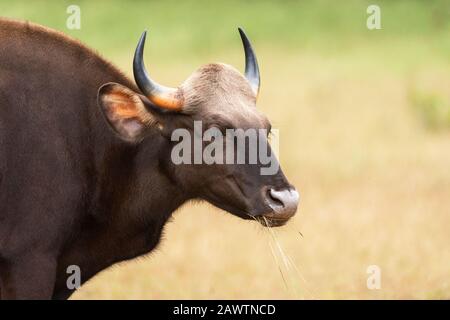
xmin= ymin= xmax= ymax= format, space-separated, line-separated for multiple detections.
xmin=98 ymin=28 xmax=299 ymax=227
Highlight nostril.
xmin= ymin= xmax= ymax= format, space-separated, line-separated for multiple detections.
xmin=267 ymin=188 xmax=284 ymax=208
xmin=266 ymin=188 xmax=299 ymax=214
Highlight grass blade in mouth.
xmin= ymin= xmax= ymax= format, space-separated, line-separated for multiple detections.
xmin=263 ymin=217 xmax=302 ymax=298
xmin=263 ymin=217 xmax=316 ymax=299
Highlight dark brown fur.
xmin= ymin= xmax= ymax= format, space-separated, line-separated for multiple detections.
xmin=0 ymin=19 xmax=294 ymax=299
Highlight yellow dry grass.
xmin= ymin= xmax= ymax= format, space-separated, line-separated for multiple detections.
xmin=72 ymin=49 xmax=450 ymax=299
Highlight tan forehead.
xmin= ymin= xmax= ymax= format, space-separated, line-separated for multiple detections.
xmin=180 ymin=63 xmax=268 ymax=128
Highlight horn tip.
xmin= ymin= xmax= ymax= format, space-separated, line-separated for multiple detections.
xmin=238 ymin=27 xmax=251 ymax=44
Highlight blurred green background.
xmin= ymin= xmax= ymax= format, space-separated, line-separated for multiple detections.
xmin=1 ymin=0 xmax=449 ymax=299
xmin=3 ymin=0 xmax=449 ymax=64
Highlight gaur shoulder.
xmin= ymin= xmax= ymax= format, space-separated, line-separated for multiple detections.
xmin=0 ymin=18 xmax=99 ymax=58
xmin=0 ymin=18 xmax=134 ymax=89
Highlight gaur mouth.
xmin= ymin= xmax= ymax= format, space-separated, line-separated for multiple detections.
xmin=256 ymin=215 xmax=292 ymax=227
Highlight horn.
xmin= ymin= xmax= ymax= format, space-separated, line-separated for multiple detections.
xmin=238 ymin=27 xmax=260 ymax=97
xmin=133 ymin=31 xmax=184 ymax=110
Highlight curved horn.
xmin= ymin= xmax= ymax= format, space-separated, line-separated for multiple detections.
xmin=238 ymin=27 xmax=260 ymax=97
xmin=133 ymin=31 xmax=184 ymax=110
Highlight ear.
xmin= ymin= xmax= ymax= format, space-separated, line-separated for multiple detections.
xmin=98 ymin=82 xmax=157 ymax=142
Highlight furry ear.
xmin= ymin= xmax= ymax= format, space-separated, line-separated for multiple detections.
xmin=98 ymin=82 xmax=156 ymax=142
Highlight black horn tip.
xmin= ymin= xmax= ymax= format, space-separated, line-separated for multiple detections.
xmin=238 ymin=27 xmax=248 ymax=42
xmin=139 ymin=30 xmax=147 ymax=45
xmin=237 ymin=27 xmax=260 ymax=97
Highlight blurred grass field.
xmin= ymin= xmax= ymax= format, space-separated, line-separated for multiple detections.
xmin=1 ymin=0 xmax=449 ymax=299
